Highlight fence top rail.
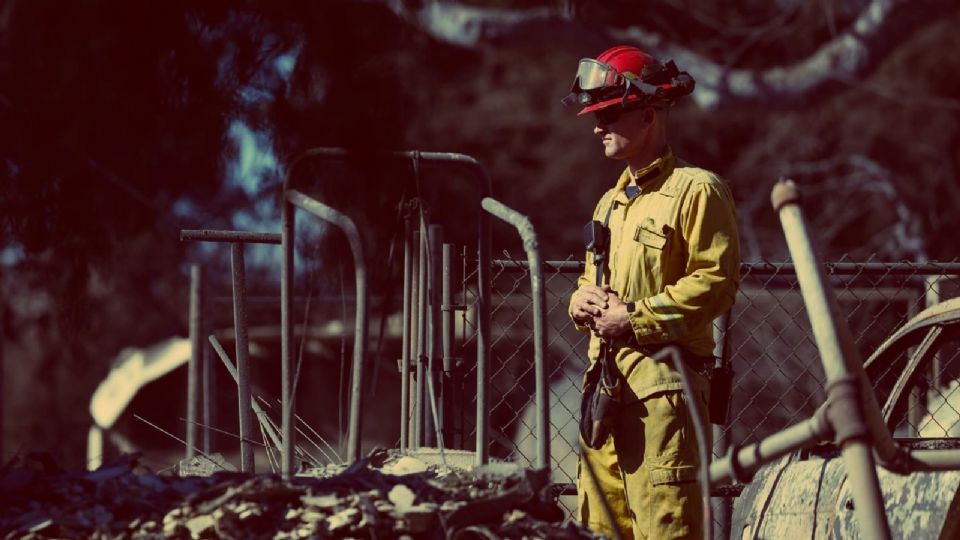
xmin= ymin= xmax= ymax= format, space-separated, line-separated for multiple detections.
xmin=490 ymin=260 xmax=960 ymax=276
xmin=180 ymin=229 xmax=282 ymax=245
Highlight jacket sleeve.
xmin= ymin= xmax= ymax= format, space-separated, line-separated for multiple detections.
xmin=629 ymin=179 xmax=740 ymax=344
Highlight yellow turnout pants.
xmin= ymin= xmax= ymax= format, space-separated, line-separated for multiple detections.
xmin=577 ymin=390 xmax=709 ymax=540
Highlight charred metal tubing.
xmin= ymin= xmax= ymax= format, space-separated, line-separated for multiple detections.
xmin=480 ymin=197 xmax=550 ymax=469
xmin=180 ymin=229 xmax=281 ymax=244
xmin=400 ymin=215 xmax=413 ymax=452
xmin=653 ymin=346 xmax=713 ymax=540
xmin=709 ymin=405 xmax=830 ymax=485
xmin=230 ymin=243 xmax=255 ymax=473
xmin=286 ymin=189 xmax=368 ymax=464
xmin=909 ymin=450 xmax=960 ymax=470
xmin=187 ymin=264 xmax=203 ymax=459
xmin=771 ymin=178 xmax=892 ymax=540
xmin=208 ymin=335 xmax=283 ymax=451
xmin=772 ymin=179 xmax=900 ymax=462
xmin=282 ymin=148 xmax=492 ymax=466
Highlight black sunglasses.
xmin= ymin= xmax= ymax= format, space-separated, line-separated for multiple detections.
xmin=593 ymin=106 xmax=628 ymax=125
xmin=594 ymin=104 xmax=663 ymax=125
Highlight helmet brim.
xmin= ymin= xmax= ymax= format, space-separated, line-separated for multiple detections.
xmin=577 ymin=94 xmax=647 ymax=116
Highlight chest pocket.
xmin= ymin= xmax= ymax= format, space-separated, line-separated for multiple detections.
xmin=632 ymin=217 xmax=672 ymax=292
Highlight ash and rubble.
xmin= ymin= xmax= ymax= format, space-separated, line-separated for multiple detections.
xmin=0 ymin=449 xmax=601 ymax=539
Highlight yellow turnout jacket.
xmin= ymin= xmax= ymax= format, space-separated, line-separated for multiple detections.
xmin=571 ymin=149 xmax=740 ymax=402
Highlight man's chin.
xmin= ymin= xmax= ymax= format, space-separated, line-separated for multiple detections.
xmin=604 ymin=148 xmax=626 ymax=159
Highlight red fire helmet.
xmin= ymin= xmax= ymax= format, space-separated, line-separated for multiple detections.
xmin=562 ymin=45 xmax=695 ymax=116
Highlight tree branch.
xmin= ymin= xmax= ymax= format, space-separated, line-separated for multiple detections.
xmin=386 ymin=0 xmax=957 ymax=109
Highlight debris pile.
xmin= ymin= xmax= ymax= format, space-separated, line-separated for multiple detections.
xmin=0 ymin=451 xmax=601 ymax=539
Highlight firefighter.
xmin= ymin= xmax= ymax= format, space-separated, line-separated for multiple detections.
xmin=565 ymin=45 xmax=740 ymax=539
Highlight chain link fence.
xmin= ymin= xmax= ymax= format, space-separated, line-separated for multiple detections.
xmin=448 ymin=257 xmax=960 ymax=529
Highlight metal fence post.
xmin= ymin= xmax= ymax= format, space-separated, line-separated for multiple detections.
xmin=0 ymin=301 xmax=4 ymax=462
xmin=441 ymin=242 xmax=458 ymax=447
xmin=712 ymin=311 xmax=731 ymax=540
xmin=416 ymin=225 xmax=427 ymax=449
xmin=400 ymin=212 xmax=413 ymax=453
xmin=280 ymin=200 xmax=296 ymax=479
xmin=230 ymin=243 xmax=255 ymax=474
xmin=926 ymin=275 xmax=942 ymax=390
xmin=409 ymin=227 xmax=421 ymax=451
xmin=203 ymin=325 xmax=214 ymax=454
xmin=426 ymin=224 xmax=444 ymax=447
xmin=187 ymin=264 xmax=203 ymax=460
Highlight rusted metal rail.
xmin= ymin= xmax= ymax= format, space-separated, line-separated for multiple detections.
xmin=283 ymin=148 xmax=494 ymax=468
xmin=285 ymin=190 xmax=368 ymax=467
xmin=481 ymin=197 xmax=550 ymax=470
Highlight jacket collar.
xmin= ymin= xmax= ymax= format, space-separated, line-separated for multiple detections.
xmin=613 ymin=148 xmax=675 ymax=204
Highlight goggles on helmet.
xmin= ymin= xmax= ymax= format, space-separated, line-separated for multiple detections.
xmin=574 ymin=59 xmax=623 ymax=91
xmin=561 ymin=58 xmax=631 ymax=108
xmin=561 ymin=57 xmax=693 ymax=110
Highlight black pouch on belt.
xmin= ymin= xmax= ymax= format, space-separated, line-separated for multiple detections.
xmin=708 ymin=361 xmax=734 ymax=425
xmin=580 ymin=343 xmax=621 ymax=449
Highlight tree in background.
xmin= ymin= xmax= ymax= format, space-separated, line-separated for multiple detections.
xmin=1 ymin=0 xmax=958 ymax=465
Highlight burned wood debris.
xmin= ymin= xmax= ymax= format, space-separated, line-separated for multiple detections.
xmin=0 ymin=450 xmax=602 ymax=539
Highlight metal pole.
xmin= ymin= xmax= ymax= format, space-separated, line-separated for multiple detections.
xmin=187 ymin=264 xmax=203 ymax=460
xmin=280 ymin=199 xmax=295 ymax=479
xmin=280 ymin=148 xmax=493 ymax=465
xmin=208 ymin=335 xmax=284 ymax=452
xmin=0 ymin=301 xmax=4 ymax=461
xmin=908 ymin=449 xmax=960 ymax=470
xmin=203 ymin=326 xmax=214 ymax=454
xmin=709 ymin=410 xmax=828 ymax=485
xmin=286 ymin=190 xmax=367 ymax=463
xmin=400 ymin=214 xmax=413 ymax=453
xmin=409 ymin=228 xmax=421 ymax=451
xmin=926 ymin=275 xmax=942 ymax=390
xmin=712 ymin=311 xmax=731 ymax=540
xmin=415 ymin=222 xmax=427 ymax=448
xmin=181 ymin=230 xmax=281 ymax=244
xmin=442 ymin=242 xmax=456 ymax=446
xmin=480 ymin=197 xmax=549 ymax=469
xmin=477 ymin=197 xmax=491 ymax=467
xmin=771 ymin=179 xmax=892 ymax=540
xmin=230 ymin=243 xmax=255 ymax=474
xmin=427 ymin=224 xmax=444 ymax=446
xmin=906 ymin=300 xmax=922 ymax=437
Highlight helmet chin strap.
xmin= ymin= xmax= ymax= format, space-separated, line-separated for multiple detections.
xmin=623 ymin=79 xmax=662 ymax=104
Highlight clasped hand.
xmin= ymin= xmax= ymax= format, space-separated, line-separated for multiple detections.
xmin=570 ymin=284 xmax=632 ymax=338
